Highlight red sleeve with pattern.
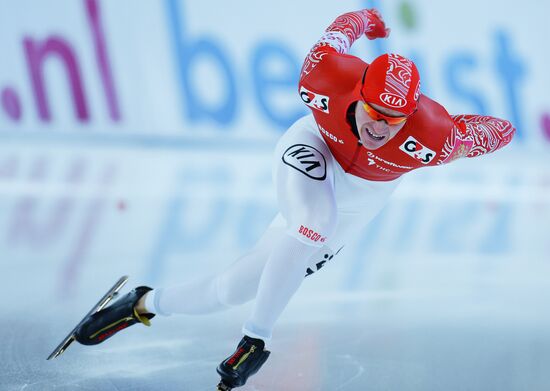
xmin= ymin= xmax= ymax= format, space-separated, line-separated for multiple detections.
xmin=438 ymin=115 xmax=516 ymax=164
xmin=300 ymin=10 xmax=379 ymax=80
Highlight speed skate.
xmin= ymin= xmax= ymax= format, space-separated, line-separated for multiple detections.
xmin=46 ymin=275 xmax=129 ymax=360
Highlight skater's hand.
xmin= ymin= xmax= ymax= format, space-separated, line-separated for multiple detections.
xmin=363 ymin=9 xmax=391 ymax=40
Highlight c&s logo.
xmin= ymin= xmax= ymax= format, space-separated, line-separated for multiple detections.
xmin=399 ymin=136 xmax=436 ymax=164
xmin=299 ymin=86 xmax=329 ymax=113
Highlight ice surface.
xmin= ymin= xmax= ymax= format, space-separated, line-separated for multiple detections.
xmin=2 ymin=288 xmax=550 ymax=391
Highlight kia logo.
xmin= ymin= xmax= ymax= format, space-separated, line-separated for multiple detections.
xmin=379 ymin=92 xmax=407 ymax=108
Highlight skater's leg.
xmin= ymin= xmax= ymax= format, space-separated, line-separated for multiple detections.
xmin=144 ymin=226 xmax=285 ymax=316
xmin=216 ymin=227 xmax=285 ymax=307
xmin=73 ymin=224 xmax=286 ymax=346
xmin=242 ymin=233 xmax=320 ymax=339
xmin=215 ymin=235 xmax=321 ymax=389
xmin=217 ymin=116 xmax=337 ymax=388
xmin=242 ymin=117 xmax=337 ymax=340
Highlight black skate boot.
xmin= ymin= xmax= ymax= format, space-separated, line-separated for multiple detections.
xmin=216 ymin=336 xmax=270 ymax=390
xmin=74 ymin=286 xmax=154 ymax=345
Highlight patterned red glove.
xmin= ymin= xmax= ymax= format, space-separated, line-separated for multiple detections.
xmin=362 ymin=9 xmax=390 ymax=40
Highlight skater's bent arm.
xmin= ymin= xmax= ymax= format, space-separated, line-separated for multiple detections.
xmin=300 ymin=9 xmax=389 ymax=80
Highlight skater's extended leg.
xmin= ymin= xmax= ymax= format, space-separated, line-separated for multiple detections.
xmin=72 ymin=225 xmax=285 ymax=347
xmin=143 ymin=226 xmax=285 ymax=316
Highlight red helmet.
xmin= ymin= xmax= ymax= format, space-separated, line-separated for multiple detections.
xmin=360 ymin=53 xmax=421 ymax=116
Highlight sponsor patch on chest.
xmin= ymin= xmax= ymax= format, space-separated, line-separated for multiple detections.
xmin=282 ymin=144 xmax=327 ymax=180
xmin=399 ymin=136 xmax=436 ymax=164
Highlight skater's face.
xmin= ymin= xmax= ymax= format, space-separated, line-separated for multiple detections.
xmin=355 ymin=101 xmax=407 ymax=150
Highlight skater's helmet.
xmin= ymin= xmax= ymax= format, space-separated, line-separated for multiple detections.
xmin=359 ymin=53 xmax=421 ymax=117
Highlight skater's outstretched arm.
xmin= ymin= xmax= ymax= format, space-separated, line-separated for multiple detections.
xmin=437 ymin=115 xmax=516 ymax=164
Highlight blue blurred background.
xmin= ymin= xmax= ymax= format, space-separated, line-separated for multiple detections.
xmin=0 ymin=0 xmax=549 ymax=389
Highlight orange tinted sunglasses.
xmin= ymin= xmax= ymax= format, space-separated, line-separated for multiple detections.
xmin=363 ymin=102 xmax=408 ymax=125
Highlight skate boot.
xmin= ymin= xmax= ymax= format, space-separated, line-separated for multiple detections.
xmin=74 ymin=286 xmax=154 ymax=345
xmin=216 ymin=335 xmax=271 ymax=390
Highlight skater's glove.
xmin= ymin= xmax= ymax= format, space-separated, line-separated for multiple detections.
xmin=362 ymin=9 xmax=391 ymax=40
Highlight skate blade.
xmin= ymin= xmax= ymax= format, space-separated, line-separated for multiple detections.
xmin=46 ymin=275 xmax=129 ymax=360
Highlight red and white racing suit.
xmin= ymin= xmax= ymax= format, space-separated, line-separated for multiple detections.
xmin=146 ymin=10 xmax=515 ymax=342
